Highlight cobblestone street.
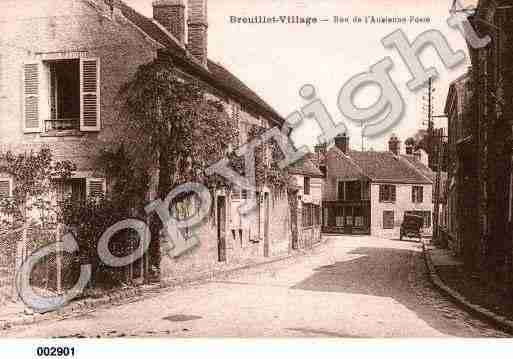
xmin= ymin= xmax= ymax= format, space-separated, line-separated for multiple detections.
xmin=2 ymin=236 xmax=510 ymax=338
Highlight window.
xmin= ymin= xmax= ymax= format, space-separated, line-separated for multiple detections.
xmin=379 ymin=185 xmax=396 ymax=202
xmin=47 ymin=60 xmax=80 ymax=131
xmin=345 ymin=181 xmax=362 ymax=201
xmin=383 ymin=211 xmax=395 ymax=229
xmin=53 ymin=178 xmax=87 ymax=203
xmin=412 ymin=186 xmax=424 ymax=203
xmin=23 ymin=58 xmax=100 ymax=134
xmin=304 ymin=177 xmax=311 ymax=195
xmin=302 ymin=203 xmax=313 ymax=228
xmin=337 ymin=181 xmax=344 ymax=200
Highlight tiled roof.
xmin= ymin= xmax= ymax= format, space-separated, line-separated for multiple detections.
xmin=326 ymin=147 xmax=367 ymax=180
xmin=347 ymin=151 xmax=433 ymax=184
xmin=400 ymin=155 xmax=435 ymax=182
xmin=288 ymin=156 xmax=324 ymax=178
xmin=206 ymin=61 xmax=284 ymax=122
xmin=115 ymin=0 xmax=283 ymax=124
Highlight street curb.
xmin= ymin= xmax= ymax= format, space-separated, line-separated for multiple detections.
xmin=0 ymin=236 xmax=331 ymax=332
xmin=422 ymin=242 xmax=513 ymax=335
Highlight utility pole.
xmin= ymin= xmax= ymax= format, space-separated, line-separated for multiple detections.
xmin=422 ymin=77 xmax=436 ymax=168
xmin=432 ymin=116 xmax=448 ymax=245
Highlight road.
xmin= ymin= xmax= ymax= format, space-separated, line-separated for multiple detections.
xmin=2 ymin=235 xmax=510 ymax=338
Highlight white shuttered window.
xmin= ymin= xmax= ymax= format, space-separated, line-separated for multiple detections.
xmin=86 ymin=178 xmax=106 ymax=198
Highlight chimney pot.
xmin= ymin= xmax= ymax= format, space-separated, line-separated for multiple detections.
xmin=388 ymin=134 xmax=401 ymax=155
xmin=153 ymin=0 xmax=186 ymax=44
xmin=187 ymin=0 xmax=208 ymax=68
xmin=335 ymin=133 xmax=349 ymax=154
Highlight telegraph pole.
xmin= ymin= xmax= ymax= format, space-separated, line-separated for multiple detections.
xmin=422 ymin=77 xmax=435 ymax=168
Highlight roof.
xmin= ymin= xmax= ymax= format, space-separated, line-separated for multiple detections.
xmin=289 ymin=156 xmax=324 ymax=178
xmin=115 ymin=0 xmax=284 ymax=124
xmin=347 ymin=151 xmax=432 ymax=184
xmin=400 ymin=154 xmax=436 ymax=182
xmin=325 ymin=146 xmax=433 ymax=184
xmin=325 ymin=147 xmax=367 ymax=180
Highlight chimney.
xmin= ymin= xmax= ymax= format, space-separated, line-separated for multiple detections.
xmin=153 ymin=0 xmax=186 ymax=44
xmin=413 ymin=150 xmax=421 ymax=162
xmin=314 ymin=143 xmax=327 ymax=177
xmin=405 ymin=143 xmax=414 ymax=155
xmin=388 ymin=134 xmax=401 ymax=155
xmin=335 ymin=133 xmax=349 ymax=154
xmin=188 ymin=0 xmax=208 ymax=68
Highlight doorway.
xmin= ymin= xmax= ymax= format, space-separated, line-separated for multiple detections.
xmin=264 ymin=192 xmax=270 ymax=257
xmin=217 ymin=196 xmax=227 ymax=262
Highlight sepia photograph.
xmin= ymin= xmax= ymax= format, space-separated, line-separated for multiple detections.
xmin=1 ymin=0 xmax=513 ymax=356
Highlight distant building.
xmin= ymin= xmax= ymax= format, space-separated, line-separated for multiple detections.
xmin=288 ymin=156 xmax=324 ymax=249
xmin=444 ymin=72 xmax=473 ymax=257
xmin=320 ymin=134 xmax=434 ymax=237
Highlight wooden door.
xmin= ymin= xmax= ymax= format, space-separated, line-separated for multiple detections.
xmin=217 ymin=196 xmax=227 ymax=262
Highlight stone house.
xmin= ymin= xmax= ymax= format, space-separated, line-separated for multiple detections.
xmin=288 ymin=156 xmax=324 ymax=250
xmin=321 ymin=134 xmax=434 ymax=237
xmin=443 ymin=72 xmax=473 ymax=257
xmin=0 ymin=0 xmax=294 ymax=284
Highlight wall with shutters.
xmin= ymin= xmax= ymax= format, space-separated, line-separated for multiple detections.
xmin=0 ymin=0 xmax=157 ymax=171
xmin=160 ymin=192 xmax=293 ymax=284
xmin=370 ymin=183 xmax=433 ymax=237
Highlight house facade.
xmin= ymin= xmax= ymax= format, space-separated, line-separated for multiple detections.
xmin=443 ymin=72 xmax=473 ymax=257
xmin=289 ymin=156 xmax=323 ymax=249
xmin=321 ymin=134 xmax=434 ymax=237
xmin=0 ymin=0 xmax=296 ymax=285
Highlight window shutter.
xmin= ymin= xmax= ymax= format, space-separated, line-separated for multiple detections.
xmin=391 ymin=186 xmax=396 ymax=202
xmin=86 ymin=178 xmax=106 ymax=198
xmin=80 ymin=58 xmax=100 ymax=131
xmin=23 ymin=62 xmax=41 ymax=133
xmin=0 ymin=179 xmax=12 ymax=198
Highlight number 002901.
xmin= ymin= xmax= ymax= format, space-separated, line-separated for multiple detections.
xmin=36 ymin=347 xmax=75 ymax=357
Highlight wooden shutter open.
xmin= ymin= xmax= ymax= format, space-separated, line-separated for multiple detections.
xmin=80 ymin=58 xmax=100 ymax=131
xmin=86 ymin=178 xmax=106 ymax=198
xmin=23 ymin=63 xmax=41 ymax=133
xmin=0 ymin=179 xmax=12 ymax=198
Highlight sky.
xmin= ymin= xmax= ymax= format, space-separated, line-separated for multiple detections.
xmin=124 ymin=0 xmax=474 ymax=152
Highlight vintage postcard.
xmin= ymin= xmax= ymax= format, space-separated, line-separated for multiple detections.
xmin=0 ymin=0 xmax=513 ymax=355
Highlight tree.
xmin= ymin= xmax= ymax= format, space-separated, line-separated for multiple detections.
xmin=117 ymin=57 xmax=238 ymax=198
xmin=114 ymin=57 xmax=239 ymax=273
xmin=0 ymin=147 xmax=76 ymax=230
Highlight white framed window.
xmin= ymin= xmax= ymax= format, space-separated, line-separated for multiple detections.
xmin=22 ymin=58 xmax=100 ymax=134
xmin=412 ymin=186 xmax=424 ymax=203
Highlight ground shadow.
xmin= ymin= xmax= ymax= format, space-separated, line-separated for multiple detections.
xmin=291 ymin=246 xmax=506 ymax=337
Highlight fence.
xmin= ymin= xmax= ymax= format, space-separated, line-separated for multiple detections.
xmin=0 ymin=227 xmax=23 ymax=305
xmin=0 ymin=223 xmax=150 ymax=309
